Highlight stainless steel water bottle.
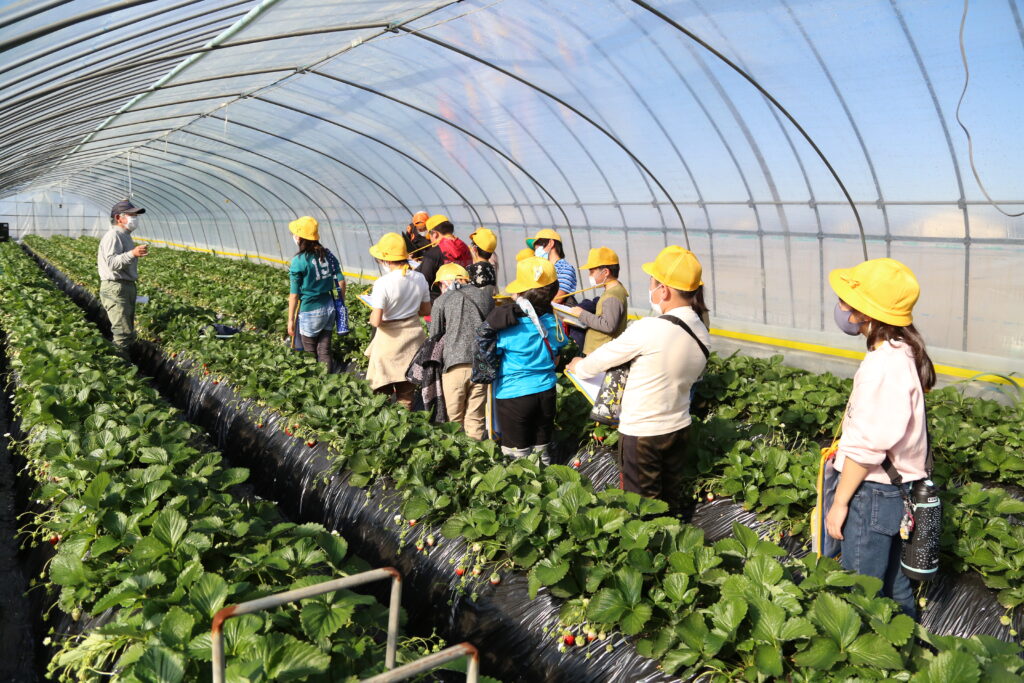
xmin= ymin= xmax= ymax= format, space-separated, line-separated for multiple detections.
xmin=900 ymin=479 xmax=941 ymax=581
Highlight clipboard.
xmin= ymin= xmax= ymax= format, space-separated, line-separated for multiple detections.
xmin=552 ymin=302 xmax=586 ymax=329
xmin=564 ymin=369 xmax=604 ymax=405
xmin=357 ymin=293 xmax=374 ymax=309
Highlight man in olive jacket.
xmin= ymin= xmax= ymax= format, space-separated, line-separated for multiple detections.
xmin=96 ymin=200 xmax=148 ymax=349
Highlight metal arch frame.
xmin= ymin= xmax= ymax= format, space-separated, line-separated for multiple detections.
xmin=119 ymin=146 xmax=263 ymax=255
xmin=337 ymin=39 xmax=602 ymax=277
xmin=2 ymin=61 xmax=184 ymax=138
xmin=1 ymin=2 xmax=252 ymax=95
xmin=0 ymin=0 xmax=222 ymax=78
xmin=630 ymin=0 xmax=868 ymax=263
xmin=4 ymin=113 xmax=214 ymax=164
xmin=0 ymin=94 xmax=247 ymax=171
xmin=193 ymin=116 xmax=393 ymax=245
xmin=1 ymin=0 xmax=169 ymax=53
xmin=307 ymin=67 xmax=564 ymax=235
xmin=651 ymin=34 xmax=771 ymax=323
xmin=371 ymin=33 xmax=606 ymax=270
xmin=254 ymin=95 xmax=485 ymax=226
xmin=0 ymin=66 xmax=291 ymax=142
xmin=888 ymin=0 xmax=973 ymax=351
xmin=71 ymin=174 xmax=193 ymax=247
xmin=63 ymin=169 xmax=200 ymax=246
xmin=2 ymin=18 xmax=394 ymax=114
xmin=687 ymin=0 xmax=800 ymax=328
xmin=777 ymin=0 xmax=884 ymax=331
xmin=197 ymin=121 xmax=392 ymax=237
xmin=87 ymin=154 xmax=236 ymax=249
xmin=493 ymin=5 xmax=665 ymax=247
xmin=126 ymin=144 xmax=298 ymax=255
xmin=306 ymin=69 xmax=548 ymax=235
xmin=131 ymin=139 xmax=351 ymax=258
xmin=211 ymin=105 xmax=440 ymax=226
xmin=614 ymin=11 xmax=719 ymax=308
xmin=203 ymin=113 xmax=415 ymax=219
xmin=171 ymin=128 xmax=373 ymax=252
xmin=399 ymin=26 xmax=690 ymax=253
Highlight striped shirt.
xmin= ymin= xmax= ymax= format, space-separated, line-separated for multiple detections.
xmin=554 ymin=258 xmax=577 ymax=294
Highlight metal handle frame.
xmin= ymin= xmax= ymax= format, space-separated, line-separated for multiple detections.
xmin=211 ymin=567 xmax=402 ymax=683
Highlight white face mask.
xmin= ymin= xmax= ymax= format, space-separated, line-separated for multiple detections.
xmin=534 ymin=245 xmax=547 ymax=258
xmin=123 ymin=215 xmax=137 ymax=232
xmin=588 ymin=271 xmax=607 ymax=289
xmin=293 ymin=234 xmax=301 ymax=246
xmin=648 ymin=287 xmax=660 ymax=313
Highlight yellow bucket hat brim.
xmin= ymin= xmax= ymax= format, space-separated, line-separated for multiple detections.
xmin=828 ymin=259 xmax=917 ymax=326
xmin=506 ymin=257 xmax=557 ymax=294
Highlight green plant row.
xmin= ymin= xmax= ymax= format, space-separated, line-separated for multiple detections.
xmin=35 ymin=235 xmax=1023 ymax=610
xmin=21 ymin=239 xmax=1024 ymax=679
xmin=0 ymin=243 xmax=441 ymax=682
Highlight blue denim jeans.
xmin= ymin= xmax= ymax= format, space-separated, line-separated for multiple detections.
xmin=841 ymin=480 xmax=918 ymax=619
xmin=297 ymin=303 xmax=335 ymax=337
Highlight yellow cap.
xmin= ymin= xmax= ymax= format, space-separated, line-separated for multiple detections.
xmin=369 ymin=232 xmax=409 ymax=261
xmin=581 ymin=247 xmax=619 ymax=270
xmin=828 ymin=258 xmax=919 ymax=326
xmin=526 ymin=228 xmax=562 ymax=249
xmin=642 ymin=246 xmax=703 ymax=291
xmin=288 ymin=216 xmax=319 ymax=242
xmin=426 ymin=214 xmax=450 ymax=231
xmin=505 ymin=257 xmax=557 ymax=294
xmin=470 ymin=227 xmax=497 ymax=253
xmin=434 ymin=263 xmax=470 ymax=284
xmin=516 ymin=248 xmax=534 ymax=262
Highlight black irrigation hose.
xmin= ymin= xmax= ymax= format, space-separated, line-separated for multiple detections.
xmin=630 ymin=0 xmax=869 ymax=261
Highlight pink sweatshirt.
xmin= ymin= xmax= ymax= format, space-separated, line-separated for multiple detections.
xmin=834 ymin=340 xmax=929 ymax=485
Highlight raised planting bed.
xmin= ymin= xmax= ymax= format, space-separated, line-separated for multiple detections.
xmin=20 ymin=234 xmax=1024 ymax=681
xmin=0 ymin=242 xmax=445 ymax=682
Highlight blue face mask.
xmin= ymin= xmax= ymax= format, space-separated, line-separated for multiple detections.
xmin=834 ymin=301 xmax=862 ymax=336
xmin=534 ymin=245 xmax=547 ymax=258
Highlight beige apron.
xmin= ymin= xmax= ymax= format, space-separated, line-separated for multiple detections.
xmin=364 ymin=316 xmax=426 ymax=389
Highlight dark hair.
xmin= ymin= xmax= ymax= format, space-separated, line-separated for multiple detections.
xmin=534 ymin=238 xmax=564 ymax=259
xmin=592 ymin=264 xmax=619 ymax=278
xmin=431 ymin=221 xmax=455 ymax=235
xmin=473 ymin=244 xmax=492 ymax=260
xmin=865 ymin=321 xmax=936 ymax=391
xmin=297 ymin=237 xmax=327 ymax=261
xmin=518 ymin=281 xmax=558 ymax=316
xmin=662 ymin=282 xmax=710 ymax=321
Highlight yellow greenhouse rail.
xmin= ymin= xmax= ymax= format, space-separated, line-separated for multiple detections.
xmin=138 ymin=236 xmax=1019 ymax=388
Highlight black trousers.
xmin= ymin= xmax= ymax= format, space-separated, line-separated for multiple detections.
xmin=495 ymin=387 xmax=556 ymax=449
xmin=617 ymin=426 xmax=695 ymax=520
xmin=300 ymin=330 xmax=333 ymax=371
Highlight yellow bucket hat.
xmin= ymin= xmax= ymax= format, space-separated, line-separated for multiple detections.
xmin=516 ymin=248 xmax=534 ymax=262
xmin=642 ymin=246 xmax=703 ymax=291
xmin=828 ymin=258 xmax=919 ymax=326
xmin=369 ymin=232 xmax=409 ymax=261
xmin=288 ymin=216 xmax=319 ymax=242
xmin=426 ymin=214 xmax=450 ymax=231
xmin=470 ymin=227 xmax=497 ymax=253
xmin=526 ymin=228 xmax=562 ymax=249
xmin=506 ymin=257 xmax=557 ymax=294
xmin=434 ymin=263 xmax=470 ymax=284
xmin=581 ymin=247 xmax=619 ymax=270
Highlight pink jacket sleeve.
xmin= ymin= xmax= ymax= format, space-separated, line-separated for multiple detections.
xmin=837 ymin=354 xmax=914 ymax=467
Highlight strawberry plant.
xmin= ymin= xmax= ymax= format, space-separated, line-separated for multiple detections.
xmin=0 ymin=243 xmax=438 ymax=681
xmin=21 ymin=235 xmax=1024 ymax=679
